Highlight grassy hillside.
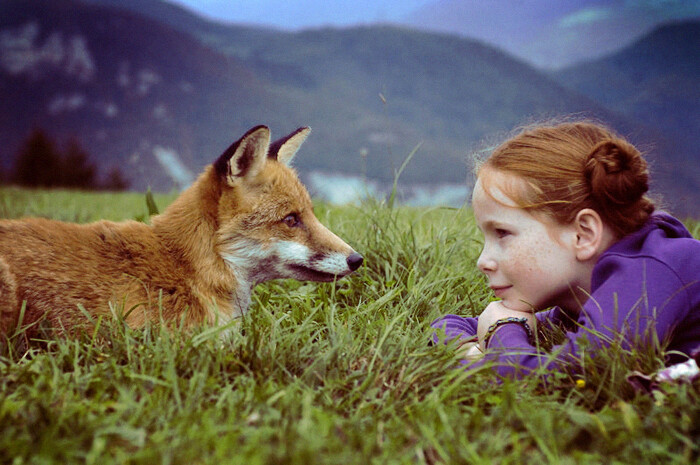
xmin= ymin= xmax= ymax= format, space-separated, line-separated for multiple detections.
xmin=1 ymin=188 xmax=698 ymax=464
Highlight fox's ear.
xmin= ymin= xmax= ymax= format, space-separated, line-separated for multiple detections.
xmin=214 ymin=125 xmax=271 ymax=185
xmin=268 ymin=127 xmax=310 ymax=166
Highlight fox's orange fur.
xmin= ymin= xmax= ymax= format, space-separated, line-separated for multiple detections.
xmin=0 ymin=126 xmax=362 ymax=337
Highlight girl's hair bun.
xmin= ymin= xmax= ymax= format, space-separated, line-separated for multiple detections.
xmin=584 ymin=139 xmax=649 ymax=207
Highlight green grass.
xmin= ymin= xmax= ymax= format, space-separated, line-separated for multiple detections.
xmin=0 ymin=187 xmax=698 ymax=464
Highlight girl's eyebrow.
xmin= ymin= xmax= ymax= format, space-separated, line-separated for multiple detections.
xmin=477 ymin=219 xmax=511 ymax=232
xmin=480 ymin=219 xmax=506 ymax=229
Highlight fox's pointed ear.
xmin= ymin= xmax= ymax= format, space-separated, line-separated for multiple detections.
xmin=268 ymin=127 xmax=310 ymax=166
xmin=214 ymin=125 xmax=271 ymax=186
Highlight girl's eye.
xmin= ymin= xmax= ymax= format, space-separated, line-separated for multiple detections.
xmin=495 ymin=228 xmax=510 ymax=238
xmin=282 ymin=213 xmax=301 ymax=228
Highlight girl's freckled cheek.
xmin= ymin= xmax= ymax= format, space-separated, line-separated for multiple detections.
xmin=518 ymin=239 xmax=541 ymax=273
xmin=511 ymin=246 xmax=532 ymax=273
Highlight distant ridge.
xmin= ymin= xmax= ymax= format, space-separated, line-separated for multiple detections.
xmin=1 ymin=0 xmax=698 ymax=215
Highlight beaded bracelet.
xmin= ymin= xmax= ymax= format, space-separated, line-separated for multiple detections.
xmin=483 ymin=317 xmax=534 ymax=349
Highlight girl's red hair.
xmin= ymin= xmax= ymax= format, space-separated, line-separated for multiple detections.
xmin=478 ymin=121 xmax=655 ymax=237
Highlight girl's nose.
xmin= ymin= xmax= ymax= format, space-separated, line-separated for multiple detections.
xmin=476 ymin=248 xmax=496 ymax=273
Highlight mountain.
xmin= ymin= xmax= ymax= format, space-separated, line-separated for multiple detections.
xmin=229 ymin=26 xmax=630 ymax=182
xmin=82 ymin=0 xmax=622 ymax=167
xmin=0 ymin=0 xmax=288 ymax=189
xmin=1 ymin=0 xmax=698 ymax=216
xmin=553 ymin=21 xmax=700 ymax=136
xmin=402 ymin=0 xmax=700 ymax=70
xmin=552 ymin=20 xmax=700 ymax=212
xmin=80 ymin=0 xmax=283 ymax=57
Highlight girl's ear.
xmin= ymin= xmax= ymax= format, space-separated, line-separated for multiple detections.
xmin=573 ymin=208 xmax=610 ymax=261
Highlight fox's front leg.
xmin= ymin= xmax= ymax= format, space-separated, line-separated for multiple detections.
xmin=0 ymin=258 xmax=19 ymax=335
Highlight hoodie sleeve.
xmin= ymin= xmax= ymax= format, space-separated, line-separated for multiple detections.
xmin=430 ymin=307 xmax=570 ymax=349
xmin=430 ymin=314 xmax=479 ymax=345
xmin=485 ymin=254 xmax=690 ymax=378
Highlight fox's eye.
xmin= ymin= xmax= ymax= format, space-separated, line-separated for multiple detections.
xmin=282 ymin=213 xmax=301 ymax=228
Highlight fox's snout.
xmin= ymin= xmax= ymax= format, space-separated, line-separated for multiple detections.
xmin=347 ymin=252 xmax=363 ymax=272
xmin=275 ymin=240 xmax=363 ymax=283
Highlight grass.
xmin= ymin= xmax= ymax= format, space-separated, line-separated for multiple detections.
xmin=0 ymin=187 xmax=698 ymax=464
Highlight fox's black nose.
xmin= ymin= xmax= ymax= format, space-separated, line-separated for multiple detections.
xmin=346 ymin=252 xmax=364 ymax=271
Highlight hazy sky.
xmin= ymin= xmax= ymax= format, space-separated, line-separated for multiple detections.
xmin=165 ymin=0 xmax=432 ymax=28
xmin=166 ymin=0 xmax=700 ymax=30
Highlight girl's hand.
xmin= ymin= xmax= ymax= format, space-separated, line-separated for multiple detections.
xmin=457 ymin=340 xmax=484 ymax=361
xmin=477 ymin=300 xmax=536 ymax=350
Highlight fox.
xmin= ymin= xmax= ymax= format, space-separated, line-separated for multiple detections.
xmin=0 ymin=125 xmax=363 ymax=338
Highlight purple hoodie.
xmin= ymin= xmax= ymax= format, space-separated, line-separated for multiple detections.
xmin=431 ymin=212 xmax=700 ymax=378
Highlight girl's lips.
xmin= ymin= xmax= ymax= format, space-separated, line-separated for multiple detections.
xmin=491 ymin=285 xmax=511 ymax=297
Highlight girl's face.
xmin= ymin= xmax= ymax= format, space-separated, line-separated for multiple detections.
xmin=472 ymin=176 xmax=592 ymax=313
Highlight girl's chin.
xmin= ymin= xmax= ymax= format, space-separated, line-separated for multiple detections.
xmin=500 ymin=299 xmax=537 ymax=313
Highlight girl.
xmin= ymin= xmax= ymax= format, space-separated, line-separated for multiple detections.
xmin=431 ymin=121 xmax=700 ymax=378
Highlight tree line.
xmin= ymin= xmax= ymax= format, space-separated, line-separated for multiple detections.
xmin=2 ymin=129 xmax=129 ymax=191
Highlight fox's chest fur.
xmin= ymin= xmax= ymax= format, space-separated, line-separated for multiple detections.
xmin=0 ymin=126 xmax=362 ymax=337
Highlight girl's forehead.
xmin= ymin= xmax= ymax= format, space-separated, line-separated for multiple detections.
xmin=472 ymin=176 xmax=520 ymax=208
xmin=472 ymin=176 xmax=559 ymax=231
xmin=472 ymin=179 xmax=522 ymax=227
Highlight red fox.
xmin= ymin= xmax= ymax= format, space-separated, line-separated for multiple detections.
xmin=0 ymin=125 xmax=363 ymax=337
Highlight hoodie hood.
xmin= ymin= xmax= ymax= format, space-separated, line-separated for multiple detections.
xmin=604 ymin=211 xmax=693 ymax=258
xmin=650 ymin=212 xmax=693 ymax=240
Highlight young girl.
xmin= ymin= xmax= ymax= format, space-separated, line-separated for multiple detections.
xmin=431 ymin=121 xmax=700 ymax=378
